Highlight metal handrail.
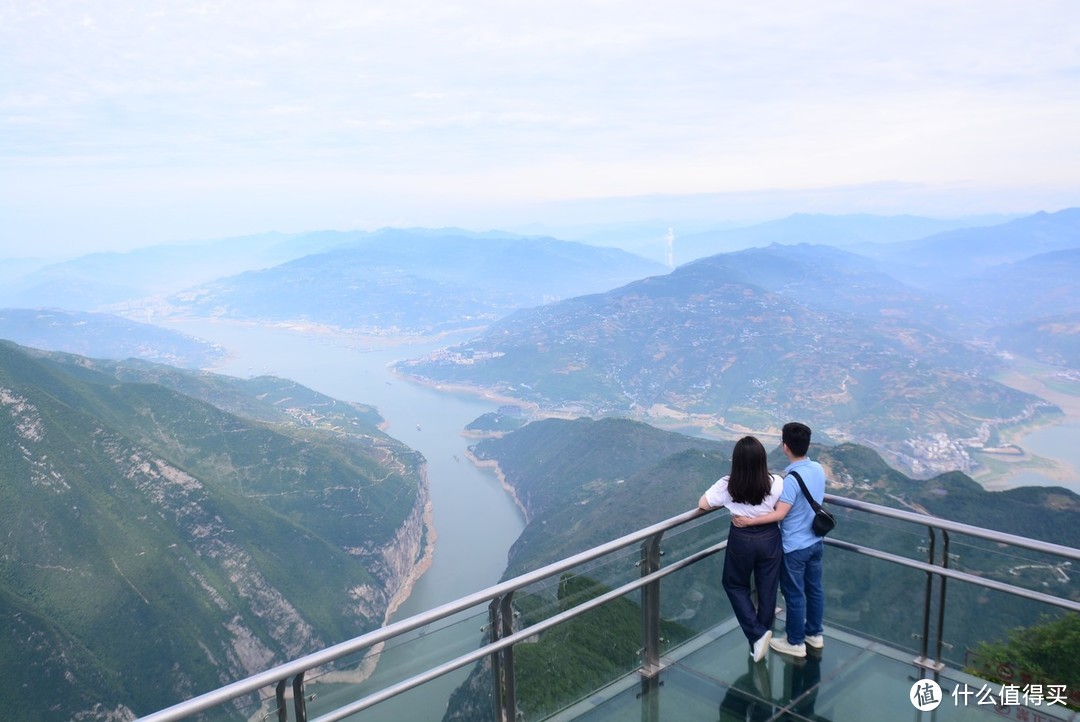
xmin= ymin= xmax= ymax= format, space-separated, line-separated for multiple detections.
xmin=135 ymin=507 xmax=711 ymax=722
xmin=135 ymin=495 xmax=1079 ymax=722
xmin=310 ymin=540 xmax=729 ymax=722
xmin=823 ymin=492 xmax=1080 ymax=671
xmin=825 ymin=494 xmax=1080 ymax=560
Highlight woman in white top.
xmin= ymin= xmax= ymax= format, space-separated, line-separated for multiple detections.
xmin=698 ymin=436 xmax=784 ymax=663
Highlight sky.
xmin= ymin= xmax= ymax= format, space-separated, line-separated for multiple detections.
xmin=2 ymin=0 xmax=1080 ymax=258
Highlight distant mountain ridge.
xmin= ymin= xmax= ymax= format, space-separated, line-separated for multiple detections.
xmin=398 ymin=242 xmax=1052 ymax=476
xmin=0 ymin=342 xmax=428 ymax=721
xmin=0 ymin=307 xmax=225 ymax=368
xmin=855 ymin=207 xmax=1080 ymax=286
xmin=672 ymin=212 xmax=1012 ymax=264
xmin=140 ymin=231 xmax=667 ymax=335
xmin=0 ymin=226 xmax=534 ymax=312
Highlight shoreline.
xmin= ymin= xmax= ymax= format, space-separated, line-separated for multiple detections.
xmin=388 ymin=367 xmax=543 ymax=415
xmin=971 ymin=414 xmax=1080 ymax=492
xmin=463 ymin=448 xmax=530 ymax=523
xmin=406 ymin=370 xmax=1080 ymax=495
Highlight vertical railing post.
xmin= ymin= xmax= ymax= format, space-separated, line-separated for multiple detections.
xmin=934 ymin=531 xmax=950 ymax=665
xmin=274 ymin=678 xmax=288 ymax=722
xmin=488 ymin=599 xmax=504 ymax=722
xmin=498 ymin=593 xmax=517 ymax=722
xmin=639 ymin=533 xmax=664 ymax=722
xmin=292 ymin=672 xmax=307 ymax=722
xmin=640 ymin=532 xmax=663 ymax=676
xmin=916 ymin=528 xmax=936 ymax=668
xmin=489 ymin=593 xmax=517 ymax=722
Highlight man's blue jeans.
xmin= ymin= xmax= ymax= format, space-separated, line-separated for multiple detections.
xmin=779 ymin=540 xmax=824 ymax=645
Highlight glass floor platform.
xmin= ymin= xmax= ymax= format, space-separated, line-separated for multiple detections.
xmin=549 ymin=618 xmax=1078 ymax=722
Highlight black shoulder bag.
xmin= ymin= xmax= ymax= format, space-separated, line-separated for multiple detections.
xmin=789 ymin=470 xmax=835 ymax=537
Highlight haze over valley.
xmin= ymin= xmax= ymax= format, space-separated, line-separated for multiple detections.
xmin=5 ymin=212 xmax=1078 ymax=481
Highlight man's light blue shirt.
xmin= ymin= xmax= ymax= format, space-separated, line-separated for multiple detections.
xmin=779 ymin=457 xmax=826 ymax=553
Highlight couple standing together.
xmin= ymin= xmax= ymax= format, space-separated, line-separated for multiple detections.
xmin=697 ymin=422 xmax=826 ymax=662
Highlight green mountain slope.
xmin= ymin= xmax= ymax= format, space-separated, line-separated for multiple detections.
xmin=474 ymin=416 xmax=1080 ymax=576
xmin=0 ymin=341 xmax=428 ymax=721
xmin=469 ymin=417 xmax=733 ymax=576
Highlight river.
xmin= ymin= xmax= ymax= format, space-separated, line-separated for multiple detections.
xmin=161 ymin=319 xmax=526 ymax=721
xmin=987 ymin=420 xmax=1080 ymax=494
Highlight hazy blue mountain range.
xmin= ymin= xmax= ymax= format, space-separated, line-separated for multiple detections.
xmin=142 ymin=231 xmax=668 ymax=334
xmin=854 ymin=209 xmax=1080 ymax=365
xmin=670 ymin=212 xmax=1013 ymax=265
xmin=0 ymin=227 xmax=524 ymax=312
xmin=0 ymin=233 xmax=292 ymax=311
xmin=0 ymin=308 xmax=226 ymax=368
xmin=946 ymin=247 xmax=1080 ymax=325
xmin=853 ymin=207 xmax=1080 ymax=288
xmin=938 ymin=247 xmax=1080 ymax=369
xmin=398 ymin=242 xmax=1052 ymax=476
xmin=0 ymin=342 xmax=428 ymax=721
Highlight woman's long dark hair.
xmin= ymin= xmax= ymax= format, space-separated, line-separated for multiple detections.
xmin=727 ymin=436 xmax=773 ymax=506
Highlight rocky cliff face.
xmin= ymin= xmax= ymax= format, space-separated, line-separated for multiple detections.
xmin=348 ymin=464 xmax=434 ymax=625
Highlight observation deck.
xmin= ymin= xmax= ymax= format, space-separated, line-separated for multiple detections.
xmin=136 ymin=495 xmax=1079 ymax=722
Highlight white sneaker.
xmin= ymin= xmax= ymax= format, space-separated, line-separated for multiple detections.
xmin=805 ymin=634 xmax=824 ymax=649
xmin=751 ymin=630 xmax=772 ymax=663
xmin=769 ymin=637 xmax=806 ymax=658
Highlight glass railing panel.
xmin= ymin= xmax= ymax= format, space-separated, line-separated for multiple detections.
xmin=940 ymin=581 xmax=1079 ymax=712
xmin=818 ymin=541 xmax=932 ymax=657
xmin=932 ymin=529 xmax=1080 ymax=717
xmin=511 ymin=543 xmax=647 ymax=633
xmin=830 ymin=506 xmax=937 ymax=562
xmin=512 ymin=585 xmax=651 ymax=722
xmin=653 ymin=516 xmax=732 ymax=645
xmin=303 ymin=605 xmax=493 ymax=722
xmin=139 ymin=499 xmax=1080 ymax=722
xmin=942 ymin=534 xmax=1079 ymax=599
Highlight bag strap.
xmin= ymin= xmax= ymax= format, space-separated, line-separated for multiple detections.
xmin=788 ymin=470 xmax=822 ymax=513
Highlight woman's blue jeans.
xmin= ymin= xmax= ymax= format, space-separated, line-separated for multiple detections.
xmin=722 ymin=522 xmax=782 ymax=645
xmin=779 ymin=539 xmax=825 ymax=645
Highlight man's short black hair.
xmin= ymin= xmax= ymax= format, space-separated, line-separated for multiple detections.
xmin=782 ymin=422 xmax=812 ymax=457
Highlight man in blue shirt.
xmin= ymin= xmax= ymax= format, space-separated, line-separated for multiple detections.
xmin=770 ymin=421 xmax=826 ymax=657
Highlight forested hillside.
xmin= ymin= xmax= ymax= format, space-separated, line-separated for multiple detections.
xmin=0 ymin=341 xmax=429 ymax=721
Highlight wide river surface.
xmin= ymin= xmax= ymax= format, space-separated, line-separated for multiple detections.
xmin=998 ymin=420 xmax=1080 ymax=493
xmin=162 ymin=320 xmax=526 ymax=721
